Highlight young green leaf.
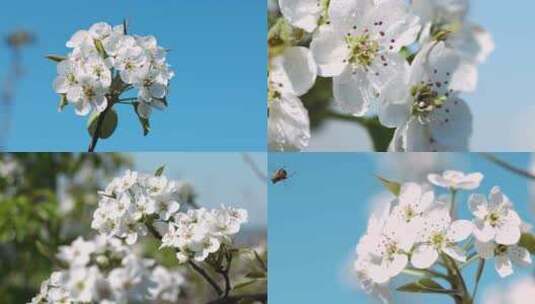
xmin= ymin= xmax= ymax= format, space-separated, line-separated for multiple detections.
xmin=376 ymin=175 xmax=401 ymax=196
xmin=397 ymin=278 xmax=456 ymax=295
xmin=57 ymin=94 xmax=68 ymax=112
xmin=154 ymin=165 xmax=166 ymax=177
xmin=45 ymin=54 xmax=67 ymax=62
xmin=519 ymin=233 xmax=535 ymax=254
xmin=87 ymin=109 xmax=118 ymax=139
xmin=133 ymin=102 xmax=151 ymax=136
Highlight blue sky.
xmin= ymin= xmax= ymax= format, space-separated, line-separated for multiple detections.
xmin=131 ymin=152 xmax=267 ymax=228
xmin=307 ymin=1 xmax=535 ymax=152
xmin=0 ymin=0 xmax=265 ymax=151
xmin=268 ymin=153 xmax=535 ymax=303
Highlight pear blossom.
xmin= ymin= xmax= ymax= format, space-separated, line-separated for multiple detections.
xmin=57 ymin=236 xmax=96 ymax=267
xmin=428 ymin=170 xmax=483 ymax=190
xmin=475 ymin=240 xmax=531 ymax=278
xmin=160 ymin=206 xmax=248 ymax=263
xmin=355 ymin=202 xmax=415 ymax=284
xmin=390 ymin=182 xmax=434 ymax=226
xmin=278 ymin=0 xmax=329 ymax=33
xmin=411 ymin=207 xmax=473 ymax=269
xmin=354 ymin=257 xmax=392 ymax=304
xmin=268 ymin=46 xmax=317 ymax=151
xmin=91 ymin=170 xmax=182 ymax=245
xmin=413 ymin=0 xmax=494 ymax=92
xmin=387 ymin=42 xmax=473 ymax=151
xmin=148 ymin=266 xmax=184 ymax=302
xmin=310 ymin=0 xmax=420 ymax=116
xmin=53 ymin=22 xmax=173 ymax=121
xmin=468 ymin=186 xmax=523 ymax=245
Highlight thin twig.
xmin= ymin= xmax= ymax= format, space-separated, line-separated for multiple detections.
xmin=189 ymin=260 xmax=224 ymax=297
xmin=480 ymin=153 xmax=535 ymax=180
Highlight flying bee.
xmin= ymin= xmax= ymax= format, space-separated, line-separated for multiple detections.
xmin=271 ymin=168 xmax=288 ymax=184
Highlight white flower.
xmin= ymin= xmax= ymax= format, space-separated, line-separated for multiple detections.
xmin=55 ymin=22 xmax=173 ymax=120
xmin=67 ymin=74 xmax=108 ymax=115
xmin=148 ymin=266 xmax=184 ymax=302
xmin=278 ymin=0 xmax=328 ymax=33
xmin=411 ymin=207 xmax=473 ymax=269
xmin=469 ymin=186 xmax=523 ymax=245
xmin=428 ymin=170 xmax=483 ymax=190
xmin=160 ymin=206 xmax=247 ymax=263
xmin=310 ymin=0 xmax=420 ymax=117
xmin=64 ymin=266 xmax=99 ymax=302
xmin=475 ymin=240 xmax=531 ymax=278
xmin=57 ymin=237 xmax=96 ymax=267
xmin=356 ymin=202 xmax=415 ymax=284
xmin=354 ymin=257 xmax=392 ymax=304
xmin=390 ymin=182 xmax=433 ymax=226
xmin=268 ymin=46 xmax=317 ymax=151
xmin=387 ymin=42 xmax=473 ymax=151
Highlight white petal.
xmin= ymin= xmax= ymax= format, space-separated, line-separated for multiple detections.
xmin=398 ymin=183 xmax=422 ymax=206
xmin=468 ymin=193 xmax=489 ymax=219
xmin=508 ymin=245 xmax=532 ymax=266
xmin=388 ymin=253 xmax=408 ymax=278
xmin=495 ymin=225 xmax=521 ymax=246
xmin=274 ymin=46 xmax=317 ymax=96
xmin=427 ymin=98 xmax=472 ymax=151
xmin=279 ymin=0 xmax=322 ymax=33
xmin=74 ymin=101 xmax=91 ymax=116
xmin=310 ymin=25 xmax=348 ymax=77
xmin=328 ymin=0 xmax=372 ymax=30
xmin=137 ymin=101 xmax=152 ymax=119
xmin=428 ymin=173 xmax=450 ymax=188
xmin=268 ymin=94 xmax=311 ymax=151
xmin=411 ymin=244 xmax=438 ymax=269
xmin=447 ymin=220 xmax=473 ymax=242
xmin=91 ymin=95 xmax=108 ymax=113
xmin=149 ymin=82 xmax=167 ymax=99
xmin=456 ymin=172 xmax=483 ymax=190
xmin=473 ymin=220 xmax=495 ymax=243
xmin=377 ymin=100 xmax=410 ymax=128
xmin=495 ymin=255 xmax=513 ymax=278
xmin=333 ymin=68 xmax=374 ymax=116
xmin=489 ymin=186 xmax=504 ymax=209
xmin=475 ymin=241 xmax=495 ymax=259
xmin=443 ymin=245 xmax=467 ymax=263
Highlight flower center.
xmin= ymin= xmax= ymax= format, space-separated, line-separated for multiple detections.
xmin=83 ymin=85 xmax=96 ymax=100
xmin=487 ymin=212 xmax=501 ymax=227
xmin=345 ymin=34 xmax=379 ymax=68
xmin=430 ymin=22 xmax=461 ymax=41
xmin=431 ymin=232 xmax=446 ymax=248
xmin=268 ymin=81 xmax=283 ymax=104
xmin=404 ymin=206 xmax=417 ymax=222
xmin=317 ymin=0 xmax=331 ymax=25
xmin=410 ymin=83 xmax=447 ymax=116
xmin=495 ymin=244 xmax=508 ymax=256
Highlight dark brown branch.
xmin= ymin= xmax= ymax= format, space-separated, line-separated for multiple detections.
xmin=206 ymin=293 xmax=267 ymax=304
xmin=189 ymin=260 xmax=224 ymax=297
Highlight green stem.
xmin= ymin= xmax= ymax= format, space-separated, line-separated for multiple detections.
xmin=450 ymin=189 xmax=458 ymax=218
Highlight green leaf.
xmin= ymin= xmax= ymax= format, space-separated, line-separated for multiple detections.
xmin=376 ymin=175 xmax=401 ymax=196
xmin=232 ymin=278 xmax=266 ymax=291
xmin=57 ymin=94 xmax=68 ymax=112
xmin=87 ymin=109 xmax=118 ymax=139
xmin=519 ymin=233 xmax=535 ymax=254
xmin=154 ymin=165 xmax=166 ymax=177
xmin=133 ymin=102 xmax=151 ymax=136
xmin=45 ymin=54 xmax=66 ymax=62
xmin=93 ymin=39 xmax=108 ymax=58
xmin=397 ymin=278 xmax=455 ymax=295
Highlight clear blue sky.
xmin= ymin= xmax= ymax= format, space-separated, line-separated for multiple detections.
xmin=132 ymin=152 xmax=267 ymax=228
xmin=269 ymin=153 xmax=535 ymax=303
xmin=0 ymin=1 xmax=265 ymax=151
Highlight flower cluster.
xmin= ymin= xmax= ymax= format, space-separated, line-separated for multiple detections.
xmin=159 ymin=205 xmax=248 ymax=263
xmin=29 ymin=235 xmax=184 ymax=304
xmin=354 ymin=170 xmax=532 ymax=303
xmin=269 ymin=0 xmax=493 ymax=151
xmin=52 ymin=22 xmax=174 ymax=119
xmin=92 ymin=170 xmax=248 ymax=264
xmin=91 ymin=170 xmax=182 ymax=245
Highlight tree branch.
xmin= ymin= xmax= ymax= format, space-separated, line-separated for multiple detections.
xmin=206 ymin=293 xmax=267 ymax=304
xmin=189 ymin=260 xmax=224 ymax=297
xmin=480 ymin=153 xmax=535 ymax=180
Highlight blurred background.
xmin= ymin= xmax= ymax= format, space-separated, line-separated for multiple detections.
xmin=0 ymin=0 xmax=265 ymax=151
xmin=0 ymin=152 xmax=266 ymax=302
xmin=269 ymin=153 xmax=535 ymax=303
xmin=268 ymin=0 xmax=535 ymax=151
